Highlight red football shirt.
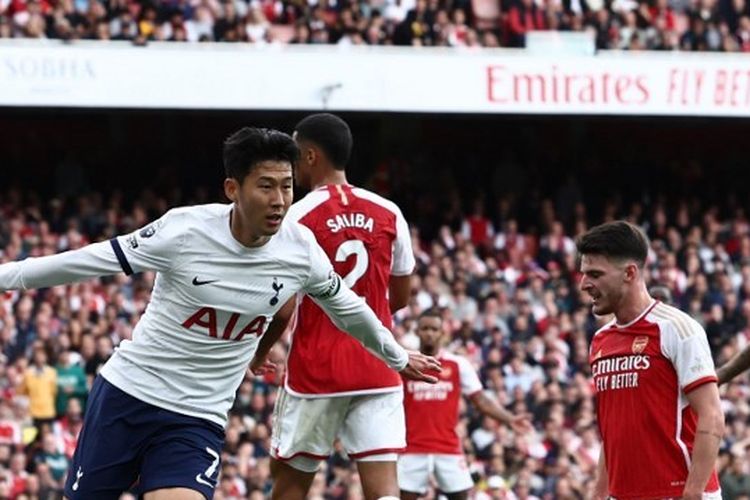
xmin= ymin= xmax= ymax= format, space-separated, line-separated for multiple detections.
xmin=402 ymin=351 xmax=483 ymax=454
xmin=284 ymin=184 xmax=415 ymax=396
xmin=589 ymin=301 xmax=720 ymax=499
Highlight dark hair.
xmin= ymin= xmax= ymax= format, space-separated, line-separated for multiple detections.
xmin=419 ymin=308 xmax=443 ymax=322
xmin=223 ymin=127 xmax=299 ymax=181
xmin=294 ymin=113 xmax=352 ymax=170
xmin=576 ymin=221 xmax=649 ymax=268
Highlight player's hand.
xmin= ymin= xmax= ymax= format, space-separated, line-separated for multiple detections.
xmin=508 ymin=413 xmax=533 ymax=434
xmin=399 ymin=351 xmax=441 ymax=383
xmin=249 ymin=355 xmax=277 ymax=376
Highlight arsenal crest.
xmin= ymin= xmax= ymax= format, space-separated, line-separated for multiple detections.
xmin=632 ymin=336 xmax=649 ymax=354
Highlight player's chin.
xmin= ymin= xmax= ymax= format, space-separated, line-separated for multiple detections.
xmin=591 ymin=302 xmax=611 ymax=316
xmin=262 ymin=219 xmax=284 ymax=234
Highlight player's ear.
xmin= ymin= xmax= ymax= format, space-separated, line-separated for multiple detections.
xmin=624 ymin=262 xmax=639 ymax=283
xmin=224 ymin=178 xmax=239 ymax=202
xmin=300 ymin=144 xmax=318 ymax=167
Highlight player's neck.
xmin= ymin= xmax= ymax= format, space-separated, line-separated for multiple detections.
xmin=229 ymin=208 xmax=271 ymax=248
xmin=311 ymin=169 xmax=348 ymax=191
xmin=420 ymin=346 xmax=439 ymax=357
xmin=614 ymin=287 xmax=653 ymax=326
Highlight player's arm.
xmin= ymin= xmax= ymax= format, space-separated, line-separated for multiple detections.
xmin=592 ymin=452 xmax=608 ymax=500
xmin=249 ymin=296 xmax=295 ymax=375
xmin=389 ymin=275 xmax=411 ymax=312
xmin=389 ymin=206 xmax=416 ymax=313
xmin=310 ymin=279 xmax=440 ymax=382
xmin=716 ymin=345 xmax=750 ymax=385
xmin=0 ymin=240 xmax=127 ymax=291
xmin=663 ymin=318 xmax=723 ymax=499
xmin=468 ymin=391 xmax=532 ymax=434
xmin=683 ymin=382 xmax=724 ymax=499
xmin=0 ymin=212 xmax=182 ymax=291
xmin=303 ymin=238 xmax=439 ymax=382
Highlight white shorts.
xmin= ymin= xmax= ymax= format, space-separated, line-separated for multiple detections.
xmin=397 ymin=454 xmax=474 ymax=494
xmin=270 ymin=387 xmax=405 ymax=472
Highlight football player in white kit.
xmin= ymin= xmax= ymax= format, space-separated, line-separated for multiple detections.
xmin=0 ymin=127 xmax=440 ymax=500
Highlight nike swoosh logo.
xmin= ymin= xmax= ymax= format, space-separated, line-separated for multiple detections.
xmin=195 ymin=474 xmax=214 ymax=487
xmin=192 ymin=277 xmax=219 ymax=286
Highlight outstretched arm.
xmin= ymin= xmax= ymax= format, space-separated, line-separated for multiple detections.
xmin=468 ymin=391 xmax=532 ymax=434
xmin=0 ymin=211 xmax=183 ymax=291
xmin=716 ymin=345 xmax=750 ymax=385
xmin=303 ymin=234 xmax=439 ymax=382
xmin=0 ymin=240 xmax=124 ymax=291
xmin=310 ymin=278 xmax=440 ymax=382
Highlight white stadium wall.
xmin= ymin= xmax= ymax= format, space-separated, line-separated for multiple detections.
xmin=1 ymin=40 xmax=750 ymax=116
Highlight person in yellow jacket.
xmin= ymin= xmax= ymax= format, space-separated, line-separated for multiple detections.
xmin=17 ymin=344 xmax=57 ymax=432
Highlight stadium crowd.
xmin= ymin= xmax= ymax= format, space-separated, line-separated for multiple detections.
xmin=1 ymin=0 xmax=750 ymax=51
xmin=0 ymin=180 xmax=749 ymax=500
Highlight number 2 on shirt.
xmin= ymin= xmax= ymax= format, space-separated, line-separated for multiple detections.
xmin=335 ymin=239 xmax=369 ymax=288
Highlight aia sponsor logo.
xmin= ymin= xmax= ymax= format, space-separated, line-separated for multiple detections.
xmin=182 ymin=307 xmax=267 ymax=341
xmin=632 ymin=336 xmax=649 ymax=354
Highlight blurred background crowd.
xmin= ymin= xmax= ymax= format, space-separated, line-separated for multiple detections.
xmin=1 ymin=0 xmax=750 ymax=51
xmin=1 ymin=164 xmax=750 ymax=498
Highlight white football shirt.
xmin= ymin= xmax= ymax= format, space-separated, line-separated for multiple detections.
xmin=0 ymin=203 xmax=408 ymax=426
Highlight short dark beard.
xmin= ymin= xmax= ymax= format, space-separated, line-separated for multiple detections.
xmin=420 ymin=344 xmax=436 ymax=356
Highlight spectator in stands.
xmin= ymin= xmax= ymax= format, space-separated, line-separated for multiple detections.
xmin=33 ymin=433 xmax=68 ymax=492
xmin=2 ymin=164 xmax=750 ymax=497
xmin=721 ymin=451 xmax=750 ymax=499
xmin=54 ymin=349 xmax=86 ymax=418
xmin=506 ymin=0 xmax=546 ymax=47
xmin=0 ymin=402 xmax=21 ymax=447
xmin=17 ymin=344 xmax=56 ymax=433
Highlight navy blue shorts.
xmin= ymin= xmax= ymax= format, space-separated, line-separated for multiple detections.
xmin=64 ymin=376 xmax=224 ymax=500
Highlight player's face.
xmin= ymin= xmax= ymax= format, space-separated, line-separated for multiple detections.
xmin=227 ymin=160 xmax=293 ymax=238
xmin=416 ymin=316 xmax=444 ymax=355
xmin=579 ymin=253 xmax=628 ymax=316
